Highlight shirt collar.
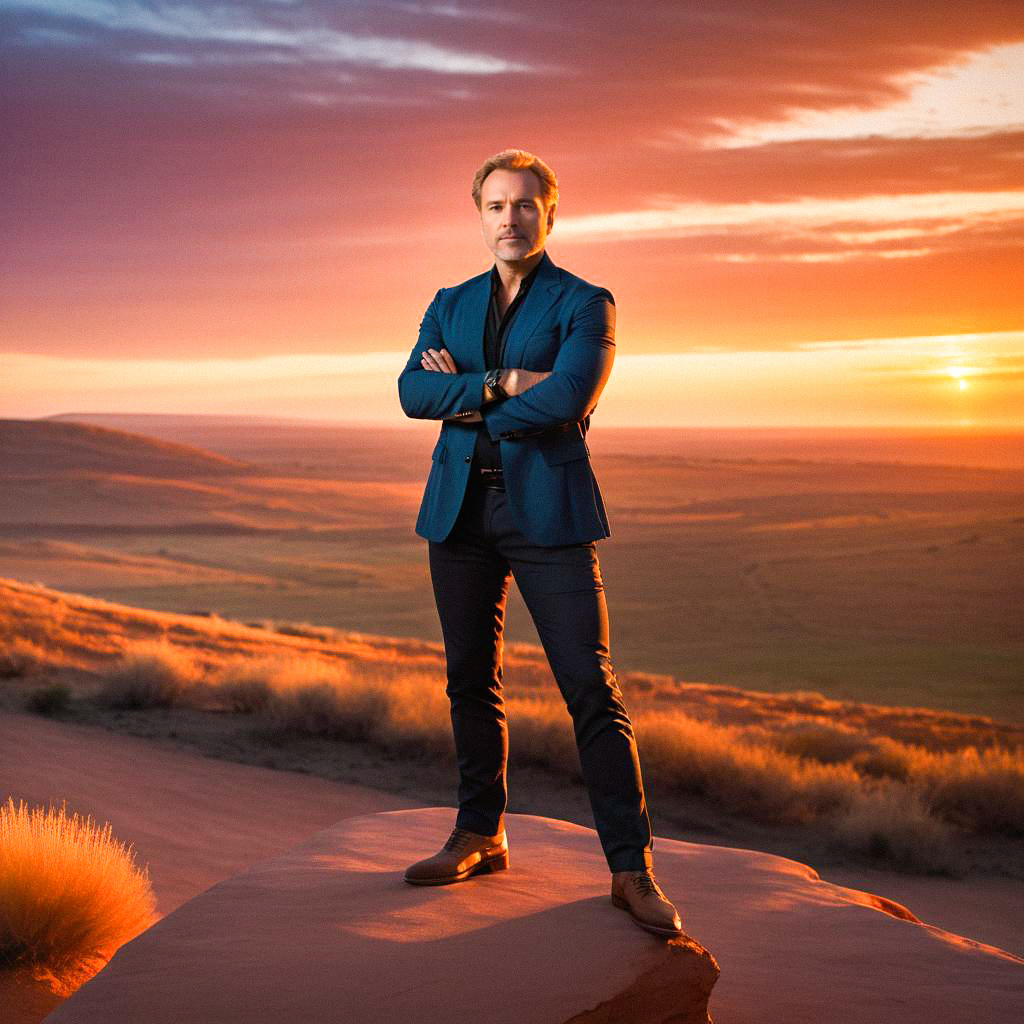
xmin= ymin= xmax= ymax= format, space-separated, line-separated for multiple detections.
xmin=490 ymin=254 xmax=544 ymax=296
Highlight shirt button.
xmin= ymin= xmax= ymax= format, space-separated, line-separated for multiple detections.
xmin=464 ymin=456 xmax=471 ymax=462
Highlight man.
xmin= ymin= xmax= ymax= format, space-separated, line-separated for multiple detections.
xmin=397 ymin=148 xmax=681 ymax=936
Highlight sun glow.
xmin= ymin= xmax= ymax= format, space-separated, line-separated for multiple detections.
xmin=942 ymin=366 xmax=978 ymax=391
xmin=2 ymin=331 xmax=1020 ymax=427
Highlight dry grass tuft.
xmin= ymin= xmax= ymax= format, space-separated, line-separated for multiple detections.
xmin=829 ymin=784 xmax=963 ymax=874
xmin=370 ymin=671 xmax=455 ymax=757
xmin=914 ymin=745 xmax=1024 ymax=836
xmin=636 ymin=709 xmax=858 ymax=826
xmin=95 ymin=639 xmax=200 ymax=710
xmin=218 ymin=655 xmax=454 ymax=754
xmin=212 ymin=655 xmax=282 ymax=713
xmin=25 ymin=682 xmax=74 ymax=717
xmin=769 ymin=720 xmax=878 ymax=765
xmin=0 ymin=637 xmax=47 ymax=679
xmin=0 ymin=797 xmax=157 ymax=993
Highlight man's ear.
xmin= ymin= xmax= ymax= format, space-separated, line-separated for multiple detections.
xmin=546 ymin=205 xmax=556 ymax=232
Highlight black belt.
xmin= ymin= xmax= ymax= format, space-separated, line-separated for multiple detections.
xmin=470 ymin=465 xmax=505 ymax=489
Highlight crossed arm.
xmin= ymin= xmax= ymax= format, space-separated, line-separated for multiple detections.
xmin=418 ymin=349 xmax=551 ymax=425
xmin=397 ymin=287 xmax=616 ymax=441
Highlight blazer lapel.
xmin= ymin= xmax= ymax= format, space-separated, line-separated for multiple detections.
xmin=500 ymin=249 xmax=564 ymax=369
xmin=448 ymin=270 xmax=490 ymax=372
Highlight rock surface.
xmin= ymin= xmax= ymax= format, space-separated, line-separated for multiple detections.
xmin=43 ymin=806 xmax=1023 ymax=1024
xmin=43 ymin=808 xmax=718 ymax=1024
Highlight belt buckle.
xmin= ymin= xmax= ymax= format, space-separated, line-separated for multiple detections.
xmin=477 ymin=466 xmax=504 ymax=488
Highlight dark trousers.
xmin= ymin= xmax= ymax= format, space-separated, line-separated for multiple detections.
xmin=427 ymin=475 xmax=654 ymax=873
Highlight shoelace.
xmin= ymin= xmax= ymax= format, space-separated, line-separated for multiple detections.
xmin=443 ymin=828 xmax=474 ymax=852
xmin=631 ymin=871 xmax=665 ymax=899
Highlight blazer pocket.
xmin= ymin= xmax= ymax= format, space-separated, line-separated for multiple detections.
xmin=539 ymin=435 xmax=590 ymax=465
xmin=431 ymin=438 xmax=447 ymax=463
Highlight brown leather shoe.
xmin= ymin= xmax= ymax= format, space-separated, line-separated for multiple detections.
xmin=611 ymin=869 xmax=683 ymax=936
xmin=404 ymin=826 xmax=510 ymax=886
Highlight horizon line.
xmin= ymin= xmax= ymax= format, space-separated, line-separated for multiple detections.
xmin=9 ymin=412 xmax=1023 ymax=432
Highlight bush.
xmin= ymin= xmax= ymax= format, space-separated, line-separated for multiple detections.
xmin=274 ymin=621 xmax=338 ymax=641
xmin=224 ymin=657 xmax=455 ymax=755
xmin=828 ymin=783 xmax=963 ymax=875
xmin=25 ymin=683 xmax=73 ymax=717
xmin=95 ymin=640 xmax=199 ymax=710
xmin=0 ymin=797 xmax=157 ymax=991
xmin=505 ymin=695 xmax=579 ymax=777
xmin=635 ymin=709 xmax=860 ymax=826
xmin=769 ymin=721 xmax=876 ymax=765
xmin=0 ymin=638 xmax=45 ymax=679
xmin=212 ymin=657 xmax=279 ymax=714
xmin=371 ymin=672 xmax=455 ymax=757
xmin=913 ymin=744 xmax=1024 ymax=836
xmin=265 ymin=674 xmax=382 ymax=741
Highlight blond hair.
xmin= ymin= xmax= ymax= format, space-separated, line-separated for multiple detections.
xmin=471 ymin=148 xmax=559 ymax=213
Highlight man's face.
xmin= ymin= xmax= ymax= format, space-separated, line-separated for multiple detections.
xmin=479 ymin=168 xmax=555 ymax=265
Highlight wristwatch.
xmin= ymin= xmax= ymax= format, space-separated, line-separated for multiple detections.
xmin=484 ymin=368 xmax=508 ymax=400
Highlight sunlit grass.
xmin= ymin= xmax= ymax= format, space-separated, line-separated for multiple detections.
xmin=0 ymin=797 xmax=157 ymax=993
xmin=3 ymin=577 xmax=1022 ymax=875
xmin=195 ymin=648 xmax=1023 ymax=872
xmin=211 ymin=653 xmax=453 ymax=755
xmin=95 ymin=639 xmax=201 ymax=710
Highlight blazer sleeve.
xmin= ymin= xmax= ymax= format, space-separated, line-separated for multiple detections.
xmin=480 ymin=288 xmax=615 ymax=441
xmin=397 ymin=288 xmax=490 ymax=420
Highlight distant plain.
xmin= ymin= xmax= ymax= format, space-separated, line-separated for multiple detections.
xmin=2 ymin=414 xmax=1021 ymax=720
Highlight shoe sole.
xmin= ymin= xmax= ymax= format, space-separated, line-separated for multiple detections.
xmin=404 ymin=850 xmax=510 ymax=886
xmin=611 ymin=892 xmax=684 ymax=936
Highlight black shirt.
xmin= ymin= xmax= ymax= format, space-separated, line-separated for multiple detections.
xmin=471 ymin=257 xmax=543 ymax=472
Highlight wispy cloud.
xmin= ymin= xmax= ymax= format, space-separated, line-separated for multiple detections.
xmin=4 ymin=0 xmax=533 ymax=73
xmin=712 ymin=248 xmax=935 ymax=263
xmin=554 ymin=188 xmax=1024 ymax=260
xmin=699 ymin=42 xmax=1024 ymax=149
xmin=796 ymin=331 xmax=1024 ymax=378
xmin=4 ymin=0 xmax=1023 ymax=399
xmin=382 ymin=1 xmax=522 ymax=23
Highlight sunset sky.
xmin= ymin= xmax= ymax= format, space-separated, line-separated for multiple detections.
xmin=2 ymin=1 xmax=1023 ymax=426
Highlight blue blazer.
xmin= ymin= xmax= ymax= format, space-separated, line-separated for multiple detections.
xmin=398 ymin=249 xmax=616 ymax=547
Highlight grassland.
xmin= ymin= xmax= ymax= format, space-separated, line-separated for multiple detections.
xmin=1 ymin=416 xmax=1021 ymax=719
xmin=3 ymin=576 xmax=1022 ymax=880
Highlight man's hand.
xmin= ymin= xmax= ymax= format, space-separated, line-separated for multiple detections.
xmin=421 ymin=348 xmax=458 ymax=374
xmin=501 ymin=368 xmax=551 ymax=396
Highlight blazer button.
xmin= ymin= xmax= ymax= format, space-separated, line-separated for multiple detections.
xmin=464 ymin=456 xmax=471 ymax=462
